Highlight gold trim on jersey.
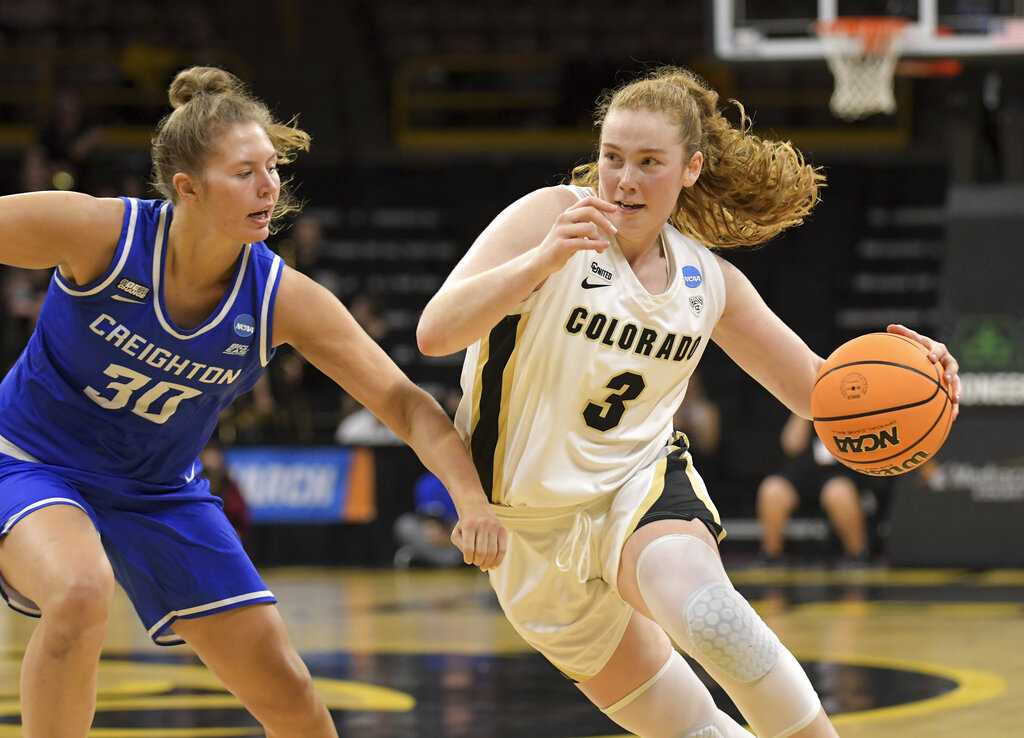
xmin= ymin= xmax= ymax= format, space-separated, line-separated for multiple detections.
xmin=469 ymin=313 xmax=529 ymax=503
xmin=469 ymin=329 xmax=490 ymax=437
xmin=491 ymin=313 xmax=530 ymax=505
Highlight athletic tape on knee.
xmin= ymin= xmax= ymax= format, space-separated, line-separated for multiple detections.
xmin=602 ymin=649 xmax=677 ymax=715
xmin=599 ymin=650 xmax=752 ymax=738
xmin=636 ymin=534 xmax=820 ymax=738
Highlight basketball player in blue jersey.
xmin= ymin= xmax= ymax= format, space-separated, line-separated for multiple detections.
xmin=419 ymin=67 xmax=961 ymax=738
xmin=0 ymin=66 xmax=507 ymax=738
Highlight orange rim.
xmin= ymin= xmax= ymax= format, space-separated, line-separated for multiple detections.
xmin=816 ymin=16 xmax=910 ymax=54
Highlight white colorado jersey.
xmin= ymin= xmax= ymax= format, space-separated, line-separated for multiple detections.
xmin=456 ymin=185 xmax=727 ymax=507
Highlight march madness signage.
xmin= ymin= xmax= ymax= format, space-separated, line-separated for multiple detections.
xmin=224 ymin=447 xmax=377 ymax=523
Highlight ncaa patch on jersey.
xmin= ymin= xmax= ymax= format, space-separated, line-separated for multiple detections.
xmin=234 ymin=314 xmax=256 ymax=339
xmin=223 ymin=343 xmax=250 ymax=356
xmin=688 ymin=295 xmax=704 ymax=316
xmin=681 ymin=265 xmax=703 ymax=289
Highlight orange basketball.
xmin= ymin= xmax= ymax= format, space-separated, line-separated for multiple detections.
xmin=811 ymin=332 xmax=953 ymax=477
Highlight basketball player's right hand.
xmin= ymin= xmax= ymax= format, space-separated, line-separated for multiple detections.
xmin=531 ymin=196 xmax=618 ymax=278
xmin=451 ymin=501 xmax=508 ymax=572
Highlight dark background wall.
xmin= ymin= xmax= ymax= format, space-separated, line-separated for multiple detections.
xmin=0 ymin=0 xmax=1020 ymax=565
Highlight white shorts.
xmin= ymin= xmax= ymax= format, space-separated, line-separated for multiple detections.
xmin=488 ymin=446 xmax=722 ymax=681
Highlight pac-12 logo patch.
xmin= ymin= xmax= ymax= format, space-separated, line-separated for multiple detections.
xmin=233 ymin=314 xmax=256 ymax=338
xmin=688 ymin=295 xmax=704 ymax=316
xmin=681 ymin=265 xmax=703 ymax=288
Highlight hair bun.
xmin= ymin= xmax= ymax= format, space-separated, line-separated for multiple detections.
xmin=168 ymin=66 xmax=244 ymax=109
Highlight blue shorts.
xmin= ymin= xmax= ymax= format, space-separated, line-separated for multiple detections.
xmin=0 ymin=452 xmax=275 ymax=646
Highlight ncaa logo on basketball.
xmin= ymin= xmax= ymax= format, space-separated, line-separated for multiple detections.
xmin=861 ymin=450 xmax=929 ymax=476
xmin=233 ymin=314 xmax=256 ymax=339
xmin=840 ymin=372 xmax=868 ymax=399
xmin=833 ymin=426 xmax=900 ymax=454
xmin=681 ymin=265 xmax=703 ymax=288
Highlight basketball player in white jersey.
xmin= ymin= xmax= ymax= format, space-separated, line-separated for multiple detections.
xmin=418 ymin=67 xmax=961 ymax=738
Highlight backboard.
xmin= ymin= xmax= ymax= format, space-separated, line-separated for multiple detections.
xmin=713 ymin=0 xmax=1024 ymax=60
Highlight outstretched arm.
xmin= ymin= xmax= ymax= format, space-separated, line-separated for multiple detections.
xmin=417 ymin=187 xmax=617 ymax=356
xmin=0 ymin=191 xmax=123 ymax=284
xmin=712 ymin=256 xmax=961 ymax=421
xmin=711 ymin=256 xmax=824 ymax=419
xmin=273 ymin=266 xmax=506 ymax=570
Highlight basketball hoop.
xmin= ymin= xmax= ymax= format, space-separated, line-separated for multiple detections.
xmin=816 ymin=17 xmax=909 ymax=121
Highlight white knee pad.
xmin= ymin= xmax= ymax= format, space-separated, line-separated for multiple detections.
xmin=599 ymin=650 xmax=753 ymax=738
xmin=686 ymin=581 xmax=778 ymax=683
xmin=636 ymin=535 xmax=821 ymax=738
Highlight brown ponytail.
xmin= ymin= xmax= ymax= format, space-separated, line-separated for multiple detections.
xmin=151 ymin=66 xmax=311 ymax=233
xmin=571 ymin=66 xmax=824 ymax=249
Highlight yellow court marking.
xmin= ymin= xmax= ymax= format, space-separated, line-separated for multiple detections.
xmin=791 ymin=601 xmax=1023 ymax=619
xmin=973 ymin=569 xmax=1024 ymax=586
xmin=0 ymin=729 xmax=258 ymax=738
xmin=728 ymin=568 xmax=968 ymax=587
xmin=578 ymin=652 xmax=1006 ymax=738
xmin=817 ymin=652 xmax=1006 ymax=726
xmin=0 ymin=656 xmax=415 ymax=738
xmin=87 ymin=731 xmax=255 ymax=738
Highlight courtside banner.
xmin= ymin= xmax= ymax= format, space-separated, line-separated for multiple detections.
xmin=224 ymin=447 xmax=376 ymax=523
xmin=888 ymin=184 xmax=1024 ymax=566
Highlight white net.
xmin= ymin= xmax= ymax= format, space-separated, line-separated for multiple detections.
xmin=818 ymin=19 xmax=908 ymax=121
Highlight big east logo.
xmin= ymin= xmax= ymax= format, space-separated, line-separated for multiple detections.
xmin=833 ymin=426 xmax=900 ymax=454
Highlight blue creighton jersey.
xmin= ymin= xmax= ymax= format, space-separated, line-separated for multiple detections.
xmin=0 ymin=198 xmax=283 ymax=488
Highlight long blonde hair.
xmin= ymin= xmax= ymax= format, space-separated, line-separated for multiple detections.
xmin=150 ymin=66 xmax=311 ymax=234
xmin=571 ymin=66 xmax=824 ymax=249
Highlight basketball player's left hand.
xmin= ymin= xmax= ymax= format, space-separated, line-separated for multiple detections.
xmin=887 ymin=324 xmax=961 ymax=421
xmin=451 ymin=502 xmax=508 ymax=572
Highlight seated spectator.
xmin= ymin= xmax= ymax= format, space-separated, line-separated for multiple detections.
xmin=200 ymin=440 xmax=252 ymax=548
xmin=20 ymin=145 xmax=52 ymax=192
xmin=348 ymin=292 xmax=389 ymax=345
xmin=756 ymin=413 xmax=869 ymax=567
xmin=1 ymin=265 xmax=49 ymax=366
xmin=278 ymin=213 xmax=342 ymax=296
xmin=269 ymin=351 xmax=318 ymax=443
xmin=39 ymin=87 xmax=102 ymax=187
xmin=335 ymin=399 xmax=402 ymax=446
xmin=672 ymin=370 xmax=721 ymax=456
xmin=393 ymin=472 xmax=462 ymax=569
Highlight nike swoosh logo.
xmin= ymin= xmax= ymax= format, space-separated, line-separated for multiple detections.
xmin=111 ymin=294 xmax=146 ymax=304
xmin=581 ymin=279 xmax=611 ymax=289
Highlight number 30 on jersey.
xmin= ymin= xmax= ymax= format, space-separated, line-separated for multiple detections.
xmin=84 ymin=363 xmax=202 ymax=424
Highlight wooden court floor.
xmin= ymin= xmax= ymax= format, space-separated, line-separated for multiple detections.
xmin=1 ymin=565 xmax=1022 ymax=737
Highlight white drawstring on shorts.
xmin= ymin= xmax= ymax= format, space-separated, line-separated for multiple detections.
xmin=554 ymin=510 xmax=593 ymax=584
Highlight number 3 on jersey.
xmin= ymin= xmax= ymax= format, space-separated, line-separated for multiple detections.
xmin=583 ymin=371 xmax=646 ymax=431
xmin=84 ymin=363 xmax=202 ymax=424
